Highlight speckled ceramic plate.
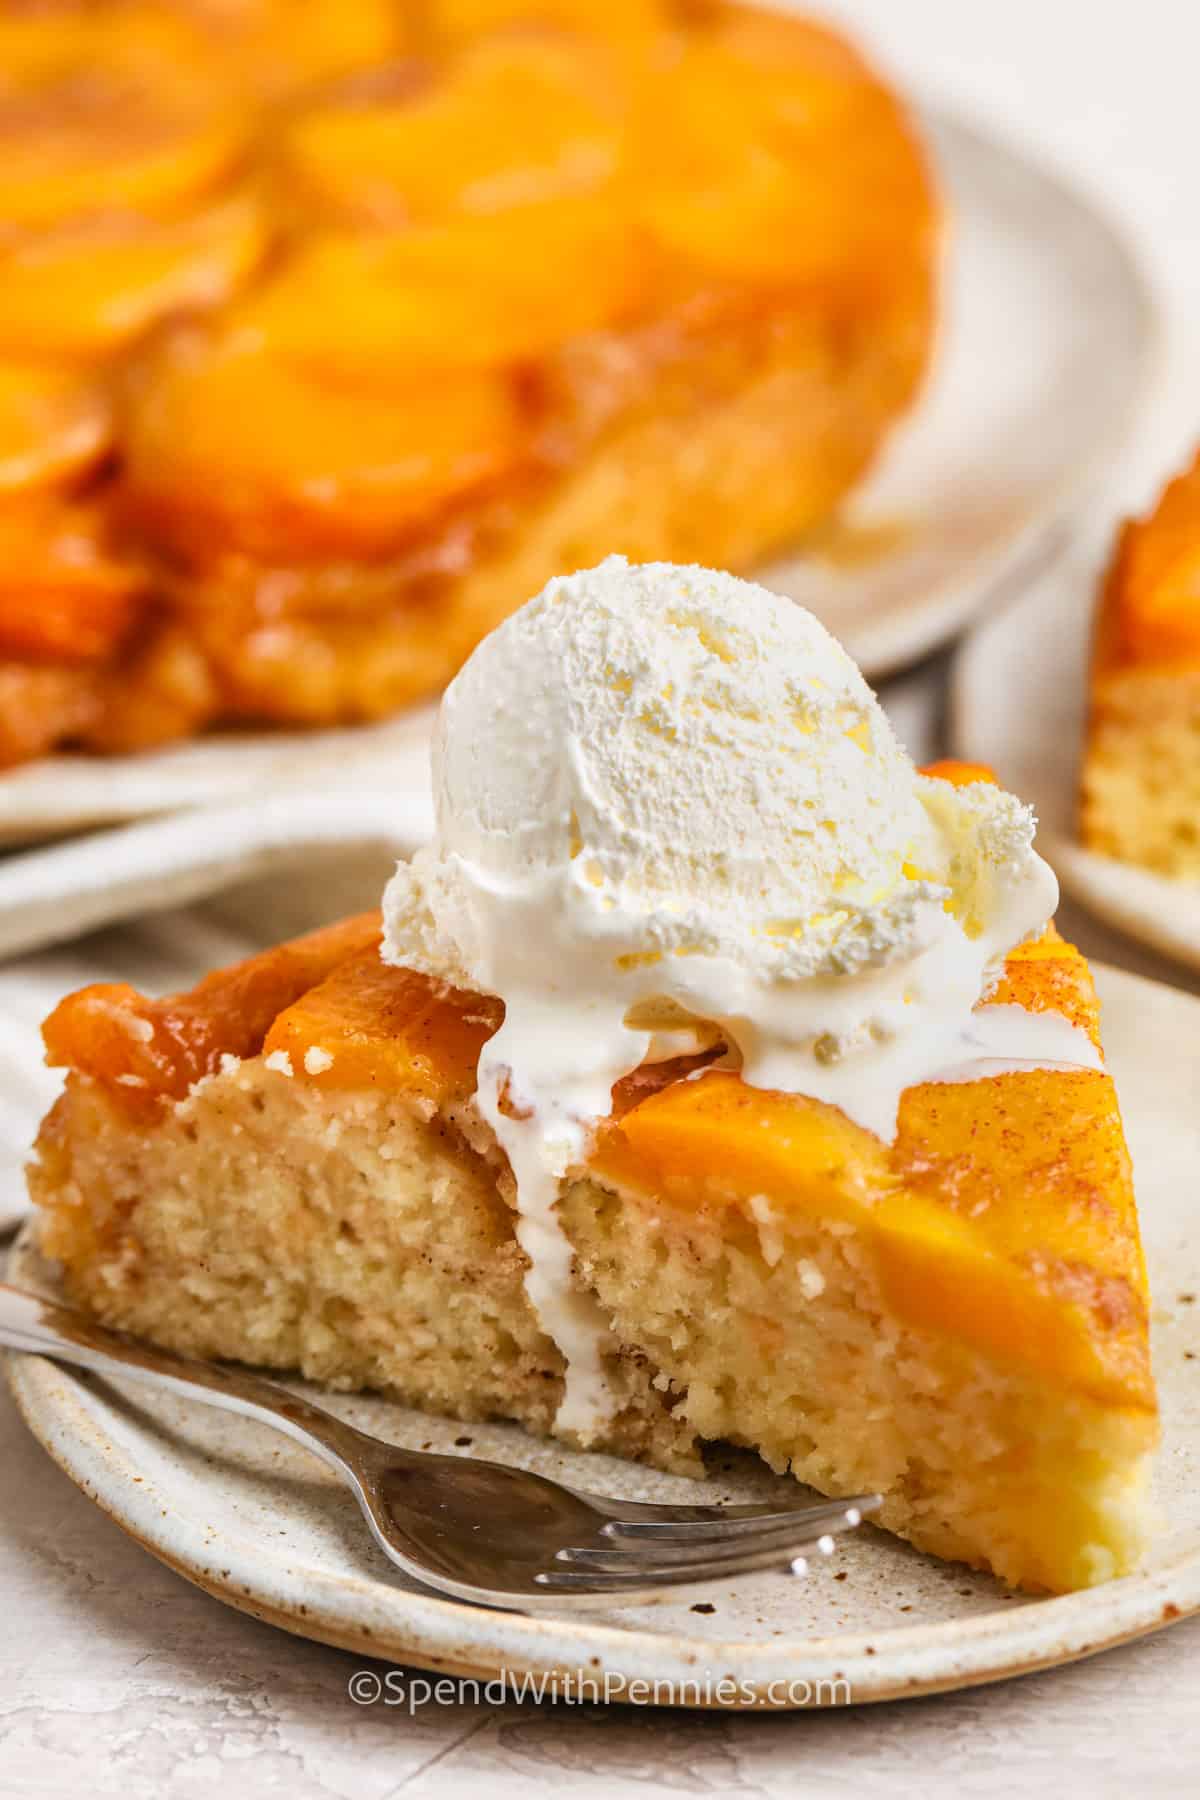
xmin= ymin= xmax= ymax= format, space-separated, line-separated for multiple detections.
xmin=5 ymin=962 xmax=1199 ymax=1708
xmin=951 ymin=547 xmax=1200 ymax=972
xmin=0 ymin=105 xmax=1156 ymax=946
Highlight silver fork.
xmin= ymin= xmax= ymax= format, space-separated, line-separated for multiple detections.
xmin=0 ymin=1281 xmax=879 ymax=1611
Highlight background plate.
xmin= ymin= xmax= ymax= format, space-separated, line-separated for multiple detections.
xmin=6 ymin=962 xmax=1199 ymax=1707
xmin=0 ymin=103 xmax=1156 ymax=853
xmin=951 ymin=549 xmax=1200 ymax=971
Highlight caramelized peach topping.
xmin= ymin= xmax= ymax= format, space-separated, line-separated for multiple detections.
xmin=1094 ymin=446 xmax=1200 ymax=670
xmin=0 ymin=193 xmax=267 ymax=360
xmin=0 ymin=505 xmax=146 ymax=665
xmin=919 ymin=758 xmax=996 ymax=789
xmin=264 ymin=952 xmax=503 ymax=1103
xmin=119 ymin=325 xmax=531 ymax=564
xmin=0 ymin=363 xmax=110 ymax=496
xmin=42 ymin=912 xmax=384 ymax=1108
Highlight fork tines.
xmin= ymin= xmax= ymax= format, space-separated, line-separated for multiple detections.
xmin=535 ymin=1494 xmax=879 ymax=1593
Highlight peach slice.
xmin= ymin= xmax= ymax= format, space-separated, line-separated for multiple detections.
xmin=266 ymin=953 xmax=502 ymax=1104
xmin=0 ymin=72 xmax=248 ymax=230
xmin=0 ymin=11 xmax=98 ymax=95
xmin=423 ymin=0 xmax=670 ymax=50
xmin=0 ymin=503 xmax=146 ymax=664
xmin=0 ymin=6 xmax=198 ymax=97
xmin=0 ymin=363 xmax=111 ymax=495
xmin=0 ymin=192 xmax=267 ymax=359
xmin=0 ymin=1 xmax=405 ymax=113
xmin=121 ymin=325 xmax=529 ymax=562
xmin=198 ymin=0 xmax=409 ymax=101
xmin=278 ymin=33 xmax=628 ymax=229
xmin=635 ymin=11 xmax=933 ymax=289
xmin=919 ymin=758 xmax=997 ymax=790
xmin=43 ymin=912 xmax=385 ymax=1109
xmin=238 ymin=196 xmax=647 ymax=375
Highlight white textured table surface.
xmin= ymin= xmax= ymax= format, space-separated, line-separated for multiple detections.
xmin=2 ymin=1378 xmax=1198 ymax=1800
xmin=7 ymin=3 xmax=1200 ymax=1793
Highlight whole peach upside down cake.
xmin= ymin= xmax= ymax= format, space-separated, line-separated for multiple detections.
xmin=0 ymin=0 xmax=936 ymax=767
xmin=29 ymin=561 xmax=1158 ymax=1595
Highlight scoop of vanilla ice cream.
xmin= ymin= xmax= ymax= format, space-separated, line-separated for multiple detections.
xmin=382 ymin=557 xmax=1095 ymax=1440
xmin=394 ymin=554 xmax=938 ymax=982
xmin=386 ymin=555 xmax=1050 ymax=1016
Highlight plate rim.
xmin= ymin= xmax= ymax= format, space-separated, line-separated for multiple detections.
xmin=6 ymin=962 xmax=1199 ymax=1711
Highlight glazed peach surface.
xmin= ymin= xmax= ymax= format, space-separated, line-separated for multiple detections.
xmin=1080 ymin=447 xmax=1200 ymax=873
xmin=42 ymin=919 xmax=1152 ymax=1418
xmin=0 ymin=0 xmax=937 ymax=766
xmin=1091 ymin=445 xmax=1200 ymax=674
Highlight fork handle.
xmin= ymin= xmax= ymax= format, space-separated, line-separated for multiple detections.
xmin=0 ymin=1281 xmax=375 ymax=1481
